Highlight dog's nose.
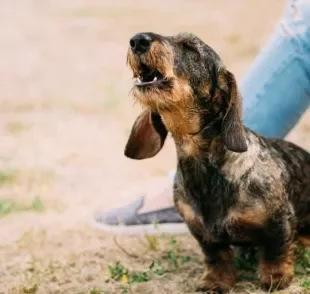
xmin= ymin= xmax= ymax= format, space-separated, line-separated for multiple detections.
xmin=130 ymin=33 xmax=152 ymax=54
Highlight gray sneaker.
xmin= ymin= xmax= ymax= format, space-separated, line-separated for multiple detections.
xmin=92 ymin=196 xmax=188 ymax=235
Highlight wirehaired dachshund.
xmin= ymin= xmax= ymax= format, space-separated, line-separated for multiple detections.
xmin=124 ymin=32 xmax=310 ymax=293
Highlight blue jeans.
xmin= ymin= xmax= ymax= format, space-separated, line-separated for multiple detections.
xmin=169 ymin=0 xmax=310 ymax=181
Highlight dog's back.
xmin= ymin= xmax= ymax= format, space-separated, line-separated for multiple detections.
xmin=266 ymin=136 xmax=310 ymax=225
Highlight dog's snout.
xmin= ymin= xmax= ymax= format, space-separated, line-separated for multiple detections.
xmin=130 ymin=33 xmax=152 ymax=54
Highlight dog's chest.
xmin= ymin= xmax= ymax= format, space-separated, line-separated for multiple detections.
xmin=174 ymin=166 xmax=267 ymax=245
xmin=175 ymin=153 xmax=270 ymax=245
xmin=177 ymin=197 xmax=265 ymax=245
xmin=175 ymin=157 xmax=237 ymax=221
xmin=221 ymin=206 xmax=267 ymax=245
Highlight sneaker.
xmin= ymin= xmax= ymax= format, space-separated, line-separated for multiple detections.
xmin=92 ymin=196 xmax=187 ymax=235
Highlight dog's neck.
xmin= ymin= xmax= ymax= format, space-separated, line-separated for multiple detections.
xmin=176 ymin=127 xmax=259 ymax=186
xmin=159 ymin=109 xmax=201 ymax=139
xmin=159 ymin=109 xmax=225 ymax=160
xmin=176 ymin=134 xmax=227 ymax=163
xmin=159 ymin=108 xmax=253 ymax=177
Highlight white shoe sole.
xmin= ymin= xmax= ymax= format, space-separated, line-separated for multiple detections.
xmin=90 ymin=219 xmax=189 ymax=236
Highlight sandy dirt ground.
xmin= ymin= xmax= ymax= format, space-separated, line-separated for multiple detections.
xmin=1 ymin=0 xmax=310 ymax=293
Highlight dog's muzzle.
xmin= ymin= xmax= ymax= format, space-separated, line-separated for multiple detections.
xmin=129 ymin=33 xmax=165 ymax=87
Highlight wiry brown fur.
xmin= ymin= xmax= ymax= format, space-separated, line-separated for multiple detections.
xmin=124 ymin=32 xmax=310 ymax=293
xmin=198 ymin=247 xmax=236 ymax=293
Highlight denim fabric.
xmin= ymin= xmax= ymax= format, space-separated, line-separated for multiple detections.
xmin=242 ymin=0 xmax=310 ymax=138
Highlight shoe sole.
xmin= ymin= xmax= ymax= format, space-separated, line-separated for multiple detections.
xmin=90 ymin=219 xmax=189 ymax=236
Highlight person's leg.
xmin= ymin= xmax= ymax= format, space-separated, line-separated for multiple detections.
xmin=93 ymin=0 xmax=310 ymax=235
xmin=242 ymin=0 xmax=310 ymax=137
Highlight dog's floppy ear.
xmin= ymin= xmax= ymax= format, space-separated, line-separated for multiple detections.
xmin=221 ymin=71 xmax=248 ymax=153
xmin=124 ymin=110 xmax=168 ymax=160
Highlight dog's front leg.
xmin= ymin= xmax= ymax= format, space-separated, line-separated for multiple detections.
xmin=196 ymin=244 xmax=236 ymax=294
xmin=176 ymin=200 xmax=235 ymax=293
xmin=259 ymin=213 xmax=296 ymax=292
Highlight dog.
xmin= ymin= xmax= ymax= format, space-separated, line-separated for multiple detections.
xmin=124 ymin=32 xmax=310 ymax=293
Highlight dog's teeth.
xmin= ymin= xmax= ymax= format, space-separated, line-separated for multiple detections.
xmin=153 ymin=76 xmax=157 ymax=81
xmin=137 ymin=78 xmax=142 ymax=83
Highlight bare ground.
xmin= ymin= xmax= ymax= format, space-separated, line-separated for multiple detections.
xmin=1 ymin=0 xmax=310 ymax=293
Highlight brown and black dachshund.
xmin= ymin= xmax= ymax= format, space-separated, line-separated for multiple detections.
xmin=124 ymin=32 xmax=310 ymax=293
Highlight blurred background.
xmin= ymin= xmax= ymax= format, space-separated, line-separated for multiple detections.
xmin=1 ymin=0 xmax=310 ymax=293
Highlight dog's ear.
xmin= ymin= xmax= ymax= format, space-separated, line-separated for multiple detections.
xmin=124 ymin=110 xmax=168 ymax=160
xmin=221 ymin=70 xmax=248 ymax=153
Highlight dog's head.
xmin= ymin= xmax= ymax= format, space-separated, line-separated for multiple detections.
xmin=125 ymin=32 xmax=247 ymax=159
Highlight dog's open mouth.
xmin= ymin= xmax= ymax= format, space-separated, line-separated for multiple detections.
xmin=135 ymin=64 xmax=164 ymax=87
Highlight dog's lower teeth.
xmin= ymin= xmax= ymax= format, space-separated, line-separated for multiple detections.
xmin=135 ymin=74 xmax=161 ymax=85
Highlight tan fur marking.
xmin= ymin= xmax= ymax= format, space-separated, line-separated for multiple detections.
xmin=176 ymin=201 xmax=209 ymax=239
xmin=197 ymin=248 xmax=236 ymax=293
xmin=160 ymin=107 xmax=200 ymax=138
xmin=146 ymin=41 xmax=175 ymax=78
xmin=126 ymin=49 xmax=139 ymax=78
xmin=259 ymin=242 xmax=296 ymax=291
xmin=227 ymin=205 xmax=267 ymax=227
xmin=198 ymin=82 xmax=210 ymax=97
xmin=127 ymin=41 xmax=174 ymax=79
xmin=132 ymin=77 xmax=200 ymax=142
xmin=299 ymin=236 xmax=310 ymax=247
xmin=177 ymin=201 xmax=197 ymax=222
xmin=176 ymin=200 xmax=218 ymax=245
xmin=181 ymin=137 xmax=201 ymax=157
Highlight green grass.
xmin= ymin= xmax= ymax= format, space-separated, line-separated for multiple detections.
xmin=107 ymin=236 xmax=195 ymax=293
xmin=88 ymin=288 xmax=108 ymax=294
xmin=6 ymin=121 xmax=30 ymax=134
xmin=0 ymin=196 xmax=44 ymax=216
xmin=295 ymin=247 xmax=310 ymax=275
xmin=108 ymin=261 xmax=129 ymax=281
xmin=0 ymin=169 xmax=18 ymax=185
xmin=22 ymin=284 xmax=38 ymax=293
xmin=300 ymin=278 xmax=310 ymax=289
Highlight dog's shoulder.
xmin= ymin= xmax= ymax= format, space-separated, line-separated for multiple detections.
xmin=220 ymin=128 xmax=273 ymax=183
xmin=240 ymin=128 xmax=310 ymax=172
